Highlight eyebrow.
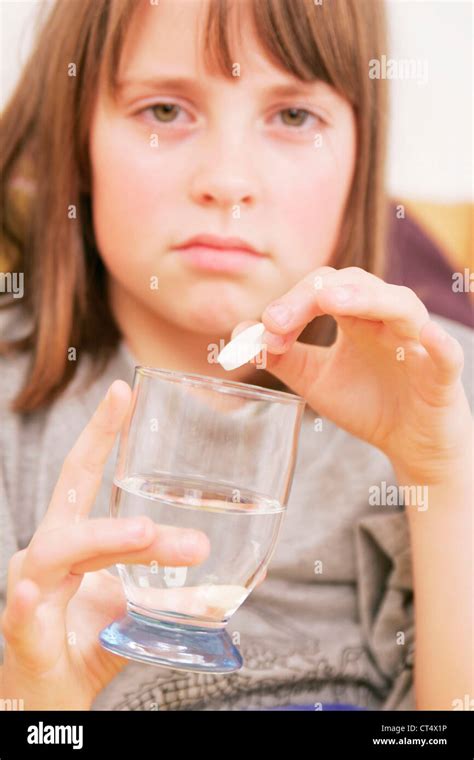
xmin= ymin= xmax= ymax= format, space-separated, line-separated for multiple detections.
xmin=116 ymin=75 xmax=327 ymax=99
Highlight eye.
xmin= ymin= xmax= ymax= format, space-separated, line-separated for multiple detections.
xmin=149 ymin=103 xmax=181 ymax=123
xmin=280 ymin=108 xmax=308 ymax=126
xmin=273 ymin=107 xmax=322 ymax=130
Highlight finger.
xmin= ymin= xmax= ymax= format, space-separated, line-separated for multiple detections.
xmin=419 ymin=319 xmax=465 ymax=386
xmin=231 ymin=320 xmax=303 ymax=360
xmin=262 ymin=340 xmax=330 ymax=403
xmin=76 ymin=569 xmax=127 ymax=621
xmin=261 ymin=326 xmax=305 ymax=354
xmin=41 ymin=380 xmax=132 ymax=529
xmin=226 ymin=320 xmax=301 ymax=374
xmin=315 ymin=283 xmax=430 ymax=339
xmin=71 ymin=523 xmax=212 ymax=574
xmin=1 ymin=579 xmax=42 ymax=662
xmin=22 ymin=518 xmax=210 ymax=591
xmin=261 ymin=266 xmax=377 ymax=335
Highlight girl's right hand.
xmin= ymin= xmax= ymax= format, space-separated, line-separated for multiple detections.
xmin=0 ymin=380 xmax=211 ymax=710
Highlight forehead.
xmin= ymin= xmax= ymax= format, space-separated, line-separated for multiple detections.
xmin=118 ymin=0 xmax=281 ymax=84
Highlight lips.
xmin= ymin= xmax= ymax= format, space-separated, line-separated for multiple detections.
xmin=173 ymin=234 xmax=264 ymax=257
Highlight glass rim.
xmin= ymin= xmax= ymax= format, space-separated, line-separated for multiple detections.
xmin=135 ymin=366 xmax=306 ymax=405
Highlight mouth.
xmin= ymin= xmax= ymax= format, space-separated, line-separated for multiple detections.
xmin=172 ymin=234 xmax=267 ymax=273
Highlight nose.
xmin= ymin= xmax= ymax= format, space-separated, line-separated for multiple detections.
xmin=188 ymin=135 xmax=259 ymax=211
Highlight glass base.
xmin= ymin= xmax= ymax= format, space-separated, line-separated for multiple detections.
xmin=99 ymin=610 xmax=243 ymax=673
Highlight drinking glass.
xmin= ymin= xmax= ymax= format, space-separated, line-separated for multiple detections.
xmin=99 ymin=367 xmax=306 ymax=673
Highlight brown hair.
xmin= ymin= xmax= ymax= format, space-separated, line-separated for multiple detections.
xmin=0 ymin=0 xmax=389 ymax=413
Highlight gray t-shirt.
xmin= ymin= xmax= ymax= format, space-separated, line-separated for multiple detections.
xmin=1 ymin=303 xmax=472 ymax=711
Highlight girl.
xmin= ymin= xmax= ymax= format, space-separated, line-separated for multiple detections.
xmin=0 ymin=0 xmax=472 ymax=711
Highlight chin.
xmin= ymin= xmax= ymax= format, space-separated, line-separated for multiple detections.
xmin=178 ymin=306 xmax=244 ymax=337
xmin=185 ymin=310 xmax=242 ymax=336
xmin=177 ymin=294 xmax=254 ymax=335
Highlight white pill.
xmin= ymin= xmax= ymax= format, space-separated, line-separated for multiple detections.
xmin=217 ymin=322 xmax=266 ymax=371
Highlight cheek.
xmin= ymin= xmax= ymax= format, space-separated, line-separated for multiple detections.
xmin=89 ymin=118 xmax=180 ymax=268
xmin=273 ymin=159 xmax=350 ymax=276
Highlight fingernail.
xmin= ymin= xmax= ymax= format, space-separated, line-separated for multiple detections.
xmin=329 ymin=286 xmax=352 ymax=305
xmin=179 ymin=532 xmax=202 ymax=560
xmin=265 ymin=302 xmax=293 ymax=327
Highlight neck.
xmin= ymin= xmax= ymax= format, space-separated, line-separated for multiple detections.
xmin=108 ymin=277 xmax=265 ymax=386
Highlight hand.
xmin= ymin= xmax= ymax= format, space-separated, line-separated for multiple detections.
xmin=0 ymin=381 xmax=211 ymax=710
xmin=233 ymin=266 xmax=471 ymax=484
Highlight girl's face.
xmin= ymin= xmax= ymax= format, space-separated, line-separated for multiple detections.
xmin=89 ymin=0 xmax=357 ymax=337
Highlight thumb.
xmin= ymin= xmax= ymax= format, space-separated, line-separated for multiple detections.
xmin=262 ymin=339 xmax=329 ymax=402
xmin=230 ymin=320 xmax=329 ymax=403
xmin=230 ymin=320 xmax=260 ymax=340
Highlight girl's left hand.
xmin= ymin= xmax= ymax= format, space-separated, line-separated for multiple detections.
xmin=233 ymin=266 xmax=471 ymax=484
